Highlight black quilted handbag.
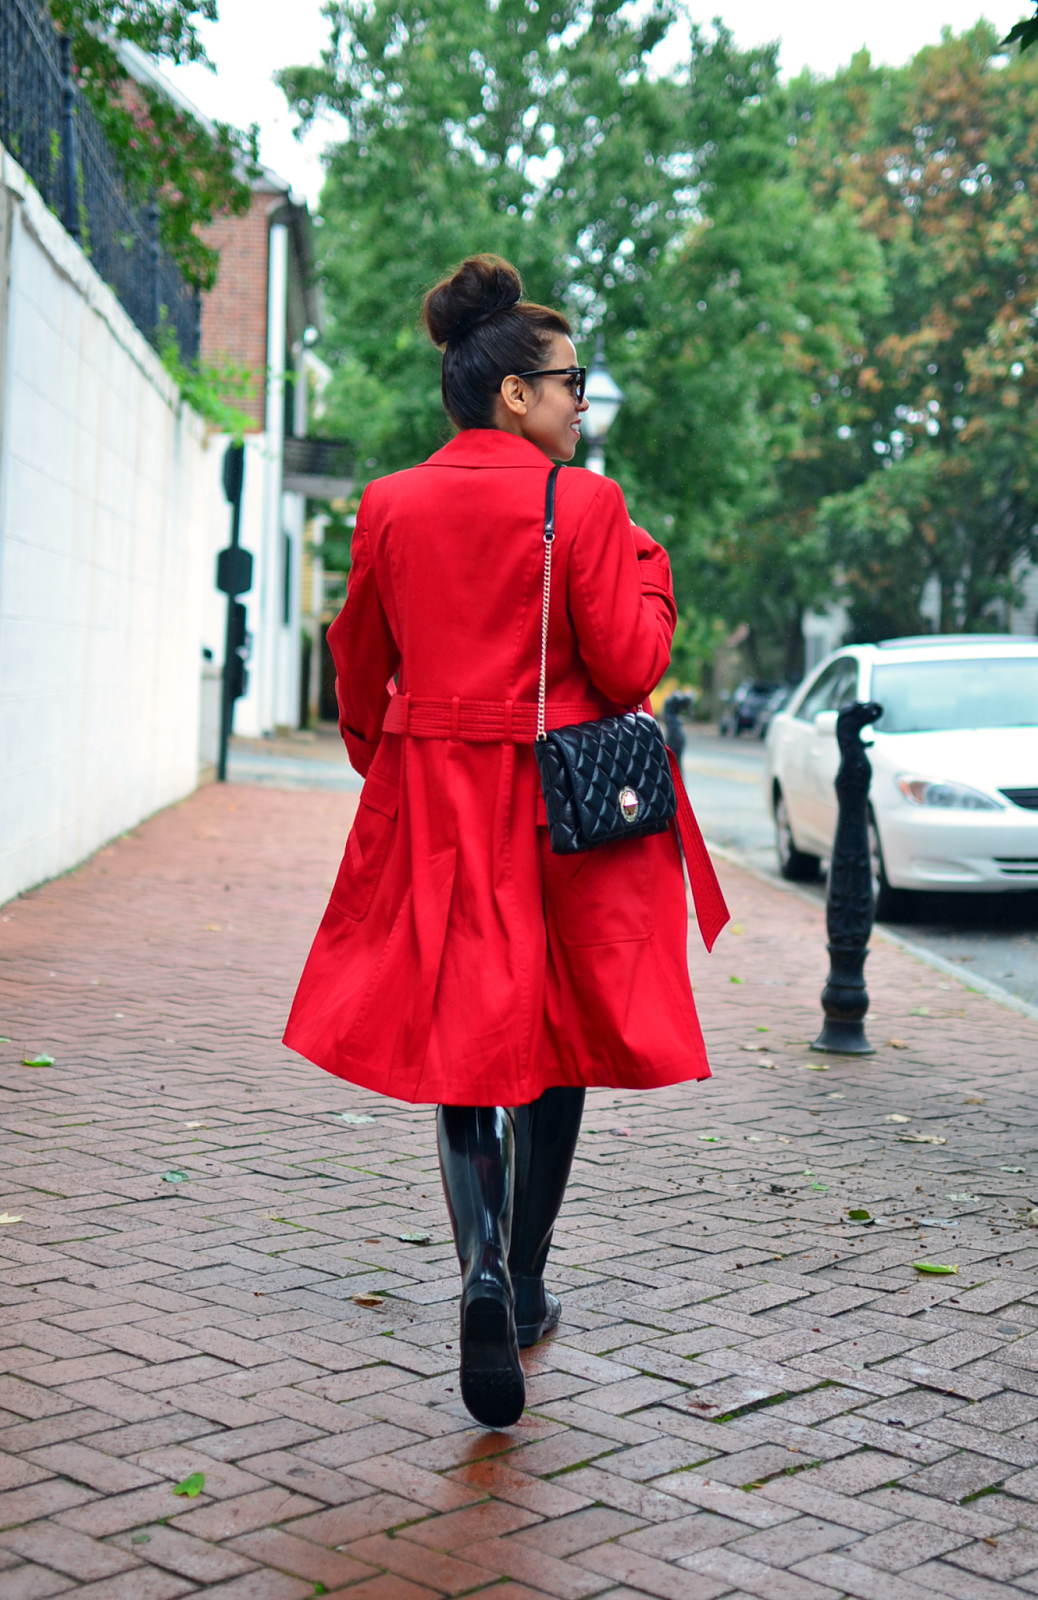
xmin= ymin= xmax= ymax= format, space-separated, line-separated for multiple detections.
xmin=533 ymin=465 xmax=677 ymax=854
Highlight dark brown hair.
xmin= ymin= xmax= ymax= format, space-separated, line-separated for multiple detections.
xmin=423 ymin=255 xmax=571 ymax=430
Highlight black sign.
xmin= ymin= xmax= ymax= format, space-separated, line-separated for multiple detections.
xmin=216 ymin=545 xmax=253 ymax=597
xmin=226 ymin=601 xmax=250 ymax=701
xmin=222 ymin=442 xmax=245 ymax=506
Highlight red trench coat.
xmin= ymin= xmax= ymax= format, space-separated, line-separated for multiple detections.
xmin=284 ymin=429 xmax=726 ymax=1105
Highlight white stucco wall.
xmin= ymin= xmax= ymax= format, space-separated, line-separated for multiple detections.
xmin=0 ymin=150 xmax=224 ymax=906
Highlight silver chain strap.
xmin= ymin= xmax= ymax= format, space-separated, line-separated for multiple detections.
xmin=536 ymin=466 xmax=560 ymax=743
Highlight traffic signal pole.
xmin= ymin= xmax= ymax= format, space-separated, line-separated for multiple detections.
xmin=216 ymin=443 xmax=252 ymax=783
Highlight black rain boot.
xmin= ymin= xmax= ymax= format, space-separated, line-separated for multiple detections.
xmin=436 ymin=1105 xmax=525 ymax=1429
xmin=508 ymin=1086 xmax=585 ymax=1348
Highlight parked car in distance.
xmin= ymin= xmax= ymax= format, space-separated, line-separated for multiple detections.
xmin=720 ymin=679 xmax=784 ymax=737
xmin=764 ymin=635 xmax=1038 ymax=918
xmin=754 ymin=682 xmax=797 ymax=740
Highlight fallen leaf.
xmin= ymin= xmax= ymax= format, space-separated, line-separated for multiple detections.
xmin=339 ymin=1112 xmax=376 ymax=1125
xmin=204 ymin=923 xmax=221 ymax=932
xmin=731 ymin=923 xmax=745 ymax=935
xmin=399 ymin=1230 xmax=432 ymax=1244
xmin=811 ymin=1183 xmax=829 ymax=1191
xmin=757 ymin=1058 xmax=777 ymax=1069
xmin=847 ymin=1209 xmax=871 ymax=1222
xmin=745 ymin=1135 xmax=763 ymax=1142
xmin=885 ymin=1114 xmax=911 ymax=1123
xmin=172 ymin=1472 xmax=205 ymax=1497
xmin=1000 ymin=1166 xmax=1024 ymax=1174
xmin=899 ymin=1134 xmax=947 ymax=1145
xmin=948 ymin=1194 xmax=980 ymax=1203
xmin=913 ymin=1262 xmax=957 ymax=1275
xmin=0 ymin=1213 xmax=23 ymax=1224
xmin=1026 ymin=1210 xmax=1038 ymax=1227
xmin=740 ymin=1044 xmax=768 ymax=1053
xmin=756 ymin=1026 xmax=770 ymax=1033
xmin=964 ymin=1097 xmax=985 ymax=1105
xmin=776 ymin=1136 xmax=791 ymax=1144
xmin=0 ymin=1036 xmax=10 ymax=1042
xmin=22 ymin=1055 xmax=53 ymax=1067
xmin=805 ymin=1063 xmax=829 ymax=1071
xmin=886 ymin=1039 xmax=908 ymax=1049
xmin=353 ymin=1293 xmax=384 ymax=1308
xmin=729 ymin=976 xmax=743 ymax=984
xmin=161 ymin=1170 xmax=189 ymax=1183
xmin=184 ymin=1121 xmax=208 ymax=1130
xmin=698 ymin=1134 xmax=721 ymax=1142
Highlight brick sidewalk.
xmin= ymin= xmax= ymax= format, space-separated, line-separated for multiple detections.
xmin=2 ymin=781 xmax=1038 ymax=1599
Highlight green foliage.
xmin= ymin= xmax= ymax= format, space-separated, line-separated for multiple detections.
xmin=286 ymin=5 xmax=1038 ymax=672
xmin=157 ymin=322 xmax=259 ymax=436
xmin=802 ymin=26 xmax=1038 ymax=636
xmin=49 ymin=1 xmax=258 ymax=288
xmin=1003 ymin=9 xmax=1038 ymax=52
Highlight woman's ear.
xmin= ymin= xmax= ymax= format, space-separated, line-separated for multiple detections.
xmin=499 ymin=375 xmax=530 ymax=417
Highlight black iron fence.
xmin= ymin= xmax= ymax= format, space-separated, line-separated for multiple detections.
xmin=0 ymin=0 xmax=200 ymax=360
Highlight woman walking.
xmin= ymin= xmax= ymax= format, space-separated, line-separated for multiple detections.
xmin=285 ymin=255 xmax=727 ymax=1428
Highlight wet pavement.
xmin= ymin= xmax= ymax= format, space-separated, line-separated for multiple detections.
xmin=2 ymin=780 xmax=1038 ymax=1597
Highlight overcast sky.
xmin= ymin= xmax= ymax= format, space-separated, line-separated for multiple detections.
xmin=163 ymin=1 xmax=1026 ymax=209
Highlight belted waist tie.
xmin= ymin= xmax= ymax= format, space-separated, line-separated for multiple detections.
xmin=382 ymin=693 xmax=608 ymax=743
xmin=381 ymin=692 xmax=730 ymax=950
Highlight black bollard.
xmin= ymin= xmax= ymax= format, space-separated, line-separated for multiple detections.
xmin=662 ymin=690 xmax=694 ymax=762
xmin=811 ymin=699 xmax=884 ymax=1056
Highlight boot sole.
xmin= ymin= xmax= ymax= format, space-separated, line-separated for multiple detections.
xmin=460 ymin=1290 xmax=525 ymax=1428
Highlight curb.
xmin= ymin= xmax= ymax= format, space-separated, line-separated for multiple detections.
xmin=705 ymin=839 xmax=1038 ymax=1026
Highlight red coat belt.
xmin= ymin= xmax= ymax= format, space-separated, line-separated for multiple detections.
xmin=381 ymin=693 xmax=729 ymax=953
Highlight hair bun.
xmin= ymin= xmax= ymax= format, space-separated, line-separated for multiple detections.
xmin=423 ymin=254 xmax=523 ymax=346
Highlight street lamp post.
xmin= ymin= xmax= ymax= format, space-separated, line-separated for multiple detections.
xmin=583 ymin=334 xmax=625 ymax=475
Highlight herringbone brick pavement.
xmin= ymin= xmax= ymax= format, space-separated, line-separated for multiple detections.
xmin=1 ymin=781 xmax=1037 ymax=1599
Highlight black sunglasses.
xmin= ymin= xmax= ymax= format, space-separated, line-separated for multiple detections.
xmin=513 ymin=366 xmax=587 ymax=402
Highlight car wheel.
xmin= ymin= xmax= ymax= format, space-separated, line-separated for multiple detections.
xmin=775 ymin=789 xmax=821 ymax=882
xmin=869 ymin=810 xmax=911 ymax=922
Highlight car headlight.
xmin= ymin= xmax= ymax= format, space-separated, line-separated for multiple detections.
xmin=897 ymin=776 xmax=1004 ymax=811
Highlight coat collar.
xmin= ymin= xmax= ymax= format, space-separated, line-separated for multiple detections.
xmin=426 ymin=429 xmax=555 ymax=469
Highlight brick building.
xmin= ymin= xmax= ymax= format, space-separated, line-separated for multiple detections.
xmin=196 ymin=170 xmax=322 ymax=739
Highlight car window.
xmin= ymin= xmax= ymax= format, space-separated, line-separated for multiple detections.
xmin=796 ymin=659 xmax=853 ymax=721
xmin=830 ymin=660 xmax=861 ymax=710
xmin=872 ymin=657 xmax=1038 ymax=731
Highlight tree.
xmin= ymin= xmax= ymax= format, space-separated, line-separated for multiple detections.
xmin=800 ymin=27 xmax=1038 ymax=636
xmin=281 ymin=7 xmax=883 ymax=674
xmin=278 ymin=0 xmax=685 ymax=477
xmin=610 ymin=34 xmax=885 ymax=677
xmin=50 ymin=1 xmax=258 ymax=287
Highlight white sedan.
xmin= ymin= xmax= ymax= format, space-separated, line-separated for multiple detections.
xmin=764 ymin=636 xmax=1038 ymax=917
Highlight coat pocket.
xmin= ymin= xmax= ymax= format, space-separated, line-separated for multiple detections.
xmin=542 ymin=833 xmax=653 ymax=947
xmin=329 ymin=771 xmax=400 ymax=922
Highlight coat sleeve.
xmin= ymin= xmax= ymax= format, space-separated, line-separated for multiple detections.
xmin=566 ymin=476 xmax=677 ymax=705
xmin=327 ymin=490 xmax=401 ymax=777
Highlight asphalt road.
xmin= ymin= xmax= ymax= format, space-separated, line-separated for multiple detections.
xmin=681 ymin=724 xmax=1038 ymax=1015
